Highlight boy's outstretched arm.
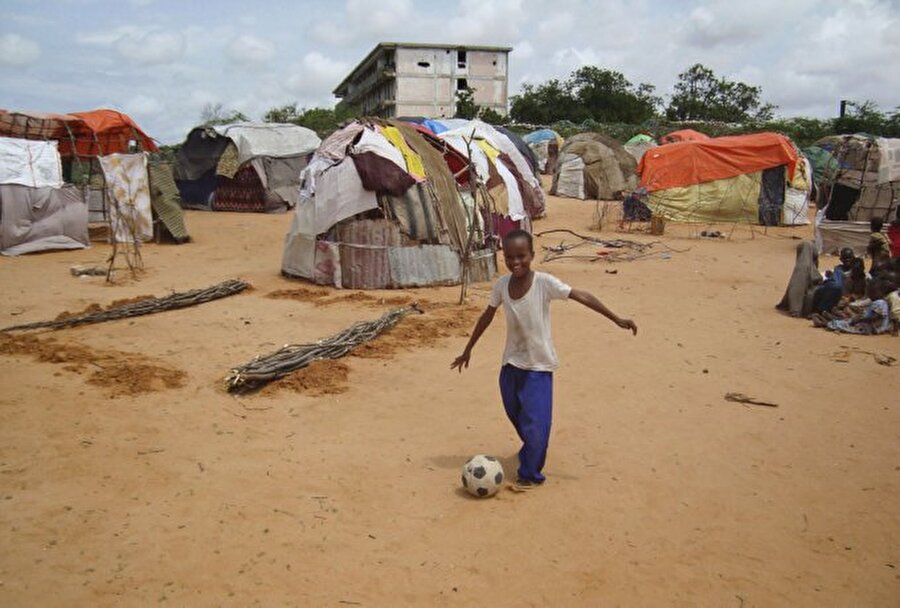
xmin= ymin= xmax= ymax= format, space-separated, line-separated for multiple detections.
xmin=451 ymin=305 xmax=498 ymax=372
xmin=569 ymin=288 xmax=638 ymax=335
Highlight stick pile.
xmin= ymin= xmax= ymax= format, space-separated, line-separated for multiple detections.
xmin=225 ymin=304 xmax=422 ymax=393
xmin=2 ymin=279 xmax=249 ymax=332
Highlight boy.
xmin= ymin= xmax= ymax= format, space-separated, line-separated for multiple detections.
xmin=451 ymin=230 xmax=637 ymax=490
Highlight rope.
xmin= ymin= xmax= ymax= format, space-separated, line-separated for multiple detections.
xmin=225 ymin=304 xmax=423 ymax=393
xmin=2 ymin=279 xmax=249 ymax=333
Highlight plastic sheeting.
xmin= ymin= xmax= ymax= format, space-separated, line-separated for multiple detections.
xmin=211 ymin=123 xmax=321 ymax=166
xmin=0 ymin=184 xmax=89 ymax=255
xmin=0 ymin=138 xmax=63 ymax=188
xmin=554 ymin=154 xmax=586 ymax=199
xmin=639 ymin=133 xmax=798 ymax=191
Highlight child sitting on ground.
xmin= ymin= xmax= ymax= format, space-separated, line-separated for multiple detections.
xmin=867 ymin=217 xmax=891 ymax=274
xmin=813 ymin=279 xmax=891 ymax=335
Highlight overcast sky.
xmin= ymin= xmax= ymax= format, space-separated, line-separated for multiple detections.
xmin=1 ymin=0 xmax=898 ymax=144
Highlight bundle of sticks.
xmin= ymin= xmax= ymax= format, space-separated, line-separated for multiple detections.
xmin=2 ymin=279 xmax=249 ymax=332
xmin=225 ymin=304 xmax=422 ymax=393
xmin=535 ymin=229 xmax=672 ymax=263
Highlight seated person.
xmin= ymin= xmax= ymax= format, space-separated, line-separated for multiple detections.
xmin=813 ymin=280 xmax=891 ymax=335
xmin=843 ymin=257 xmax=868 ymax=300
xmin=776 ymin=241 xmax=821 ymax=317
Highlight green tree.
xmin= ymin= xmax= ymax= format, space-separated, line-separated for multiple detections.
xmin=569 ymin=66 xmax=660 ymax=123
xmin=666 ymin=64 xmax=775 ymax=122
xmin=478 ymin=107 xmax=505 ymax=125
xmin=262 ymin=103 xmax=358 ymax=137
xmin=833 ymin=100 xmax=900 ymax=137
xmin=510 ymin=68 xmax=659 ymax=124
xmin=454 ymin=88 xmax=478 ymax=119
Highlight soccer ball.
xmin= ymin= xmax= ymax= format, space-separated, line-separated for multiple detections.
xmin=461 ymin=455 xmax=504 ymax=498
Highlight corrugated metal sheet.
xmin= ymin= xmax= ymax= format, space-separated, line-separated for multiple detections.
xmin=334 ymin=219 xmax=401 ymax=289
xmin=388 ymin=245 xmax=461 ymax=287
xmin=466 ymin=248 xmax=497 ymax=284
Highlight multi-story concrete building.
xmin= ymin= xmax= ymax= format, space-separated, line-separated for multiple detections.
xmin=333 ymin=42 xmax=511 ymax=119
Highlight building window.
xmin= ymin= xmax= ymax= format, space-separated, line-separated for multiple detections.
xmin=457 ymin=78 xmax=468 ymax=91
xmin=457 ymin=50 xmax=467 ymax=68
xmin=417 ymin=61 xmax=431 ymax=68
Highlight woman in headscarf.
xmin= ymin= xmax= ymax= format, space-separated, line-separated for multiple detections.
xmin=776 ymin=241 xmax=821 ymax=317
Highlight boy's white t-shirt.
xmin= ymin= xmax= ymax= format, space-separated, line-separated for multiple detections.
xmin=489 ymin=271 xmax=572 ymax=372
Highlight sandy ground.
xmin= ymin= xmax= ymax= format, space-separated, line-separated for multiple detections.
xmin=1 ymin=192 xmax=898 ymax=607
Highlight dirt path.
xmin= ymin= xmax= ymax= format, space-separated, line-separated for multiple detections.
xmin=1 ymin=197 xmax=897 ymax=606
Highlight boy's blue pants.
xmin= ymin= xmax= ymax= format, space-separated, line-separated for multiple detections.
xmin=499 ymin=364 xmax=553 ymax=483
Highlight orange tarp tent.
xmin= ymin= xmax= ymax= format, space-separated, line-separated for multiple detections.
xmin=659 ymin=129 xmax=710 ymax=145
xmin=638 ymin=132 xmax=799 ymax=192
xmin=0 ymin=108 xmax=157 ymax=157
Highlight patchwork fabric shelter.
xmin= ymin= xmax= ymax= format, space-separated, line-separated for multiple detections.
xmin=812 ymin=134 xmax=900 ymax=253
xmin=524 ymin=129 xmax=563 ymax=175
xmin=637 ymin=132 xmax=802 ymax=225
xmin=0 ymin=109 xmax=157 ymax=157
xmin=551 ymin=133 xmax=638 ymax=200
xmin=282 ymin=118 xmax=546 ymax=289
xmin=0 ymin=108 xmax=180 ymax=248
xmin=174 ymin=123 xmax=321 ymax=213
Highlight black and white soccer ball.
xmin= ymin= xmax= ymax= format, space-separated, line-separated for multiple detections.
xmin=461 ymin=455 xmax=504 ymax=498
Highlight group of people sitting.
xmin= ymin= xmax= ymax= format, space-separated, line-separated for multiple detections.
xmin=777 ymin=214 xmax=900 ymax=336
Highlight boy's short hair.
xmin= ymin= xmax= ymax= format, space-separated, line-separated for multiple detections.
xmin=871 ymin=217 xmax=884 ymax=232
xmin=502 ymin=229 xmax=533 ymax=251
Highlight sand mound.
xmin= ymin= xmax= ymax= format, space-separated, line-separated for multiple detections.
xmin=53 ymin=294 xmax=156 ymax=321
xmin=0 ymin=333 xmax=186 ymax=397
xmin=260 ymin=360 xmax=350 ymax=397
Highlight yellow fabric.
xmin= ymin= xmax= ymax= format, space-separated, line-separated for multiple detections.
xmin=648 ymin=172 xmax=762 ymax=223
xmin=789 ymin=156 xmax=810 ymax=191
xmin=380 ymin=126 xmax=426 ymax=180
xmin=216 ymin=143 xmax=240 ymax=178
xmin=477 ymin=140 xmax=501 ymax=162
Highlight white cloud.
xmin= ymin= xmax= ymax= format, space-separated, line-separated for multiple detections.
xmin=115 ymin=30 xmax=185 ymax=65
xmin=0 ymin=33 xmax=41 ymax=67
xmin=514 ymin=40 xmax=534 ymax=60
xmin=124 ymin=94 xmax=164 ymax=117
xmin=227 ymin=34 xmax=276 ymax=67
xmin=286 ymin=52 xmax=350 ymax=94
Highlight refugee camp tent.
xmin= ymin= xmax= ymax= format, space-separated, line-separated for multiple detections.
xmin=802 ymin=145 xmax=839 ymax=187
xmin=524 ymin=129 xmax=563 ymax=175
xmin=435 ymin=119 xmax=546 ymax=222
xmin=551 ymin=133 xmax=638 ymax=200
xmin=283 ymin=119 xmax=505 ymax=289
xmin=660 ymin=129 xmax=709 ymax=145
xmin=0 ymin=109 xmax=158 ymax=157
xmin=175 ymin=123 xmax=321 ymax=213
xmin=0 ymin=136 xmax=89 ymax=255
xmin=0 ymin=108 xmax=183 ymax=246
xmin=813 ymin=134 xmax=900 ymax=253
xmin=638 ymin=132 xmax=802 ymax=225
xmin=624 ymin=133 xmax=658 ymax=162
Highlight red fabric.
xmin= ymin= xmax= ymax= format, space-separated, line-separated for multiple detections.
xmin=888 ymin=224 xmax=900 ymax=258
xmin=660 ymin=129 xmax=710 ymax=144
xmin=212 ymin=165 xmax=266 ymax=212
xmin=637 ymin=132 xmax=799 ymax=192
xmin=0 ymin=108 xmax=156 ymax=157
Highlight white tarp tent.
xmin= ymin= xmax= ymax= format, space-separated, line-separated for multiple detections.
xmin=212 ymin=123 xmax=321 ymax=165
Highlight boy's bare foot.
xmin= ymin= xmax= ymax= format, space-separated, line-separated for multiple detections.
xmin=509 ymin=479 xmax=542 ymax=493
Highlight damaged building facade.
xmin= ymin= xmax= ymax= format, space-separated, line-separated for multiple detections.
xmin=333 ymin=43 xmax=511 ymax=119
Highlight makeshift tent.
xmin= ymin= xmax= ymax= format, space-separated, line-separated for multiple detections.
xmin=282 ymin=119 xmax=510 ymax=289
xmin=637 ymin=132 xmax=801 ymax=225
xmin=802 ymin=145 xmax=839 ymax=186
xmin=0 ymin=108 xmax=181 ymax=246
xmin=175 ymin=122 xmax=321 ymax=213
xmin=813 ymin=134 xmax=900 ymax=253
xmin=0 ymin=109 xmax=157 ymax=157
xmin=436 ymin=119 xmax=546 ymax=221
xmin=660 ymin=129 xmax=709 ymax=145
xmin=524 ymin=129 xmax=563 ymax=175
xmin=551 ymin=133 xmax=638 ymax=200
xmin=0 ymin=137 xmax=89 ymax=255
xmin=624 ymin=133 xmax=658 ymax=162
